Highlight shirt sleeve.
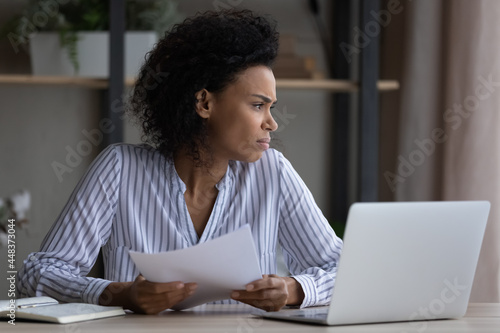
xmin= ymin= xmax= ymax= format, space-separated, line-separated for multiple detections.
xmin=277 ymin=152 xmax=343 ymax=308
xmin=17 ymin=145 xmax=122 ymax=304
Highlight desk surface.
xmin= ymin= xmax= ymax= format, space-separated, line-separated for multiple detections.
xmin=4 ymin=303 xmax=500 ymax=332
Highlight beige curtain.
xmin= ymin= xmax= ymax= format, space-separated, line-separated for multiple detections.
xmin=394 ymin=0 xmax=500 ymax=302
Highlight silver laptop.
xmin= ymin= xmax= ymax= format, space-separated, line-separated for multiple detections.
xmin=260 ymin=201 xmax=490 ymax=326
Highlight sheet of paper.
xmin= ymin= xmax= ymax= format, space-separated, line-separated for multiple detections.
xmin=129 ymin=224 xmax=262 ymax=310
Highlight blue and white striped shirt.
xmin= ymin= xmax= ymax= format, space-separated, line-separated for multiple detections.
xmin=18 ymin=143 xmax=343 ymax=308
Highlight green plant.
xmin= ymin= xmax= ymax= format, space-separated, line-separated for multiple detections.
xmin=2 ymin=0 xmax=183 ymax=72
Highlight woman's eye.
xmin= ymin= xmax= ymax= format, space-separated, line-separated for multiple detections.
xmin=254 ymin=104 xmax=264 ymax=110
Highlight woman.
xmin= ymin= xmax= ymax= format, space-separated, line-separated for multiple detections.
xmin=17 ymin=9 xmax=343 ymax=314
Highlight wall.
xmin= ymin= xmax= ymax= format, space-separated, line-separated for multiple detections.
xmin=0 ymin=0 xmax=333 ymax=295
xmin=378 ymin=0 xmax=404 ymax=201
xmin=0 ymin=0 xmax=99 ymax=297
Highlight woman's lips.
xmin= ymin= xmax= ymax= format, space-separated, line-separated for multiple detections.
xmin=257 ymin=138 xmax=270 ymax=150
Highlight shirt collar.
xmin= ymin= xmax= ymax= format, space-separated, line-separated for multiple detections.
xmin=215 ymin=160 xmax=234 ymax=191
xmin=167 ymin=158 xmax=234 ymax=193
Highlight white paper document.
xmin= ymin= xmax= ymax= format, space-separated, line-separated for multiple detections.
xmin=129 ymin=224 xmax=262 ymax=310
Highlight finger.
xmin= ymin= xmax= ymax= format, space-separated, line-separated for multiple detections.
xmin=231 ymin=288 xmax=280 ymax=301
xmin=152 ymin=282 xmax=198 ymax=300
xmin=136 ymin=288 xmax=184 ymax=304
xmin=139 ymin=280 xmax=187 ymax=294
xmin=135 ymin=286 xmax=197 ymax=313
xmin=163 ymin=283 xmax=198 ymax=302
xmin=246 ymin=275 xmax=283 ymax=292
xmin=231 ymin=290 xmax=259 ymax=300
xmin=163 ymin=290 xmax=191 ymax=307
xmin=167 ymin=283 xmax=198 ymax=299
xmin=245 ymin=275 xmax=269 ymax=287
xmin=134 ymin=274 xmax=146 ymax=283
xmin=184 ymin=282 xmax=198 ymax=292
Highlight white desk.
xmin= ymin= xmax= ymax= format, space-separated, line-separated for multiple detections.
xmin=5 ymin=303 xmax=500 ymax=332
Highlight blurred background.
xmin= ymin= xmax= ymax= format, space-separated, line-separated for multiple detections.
xmin=0 ymin=0 xmax=498 ymax=304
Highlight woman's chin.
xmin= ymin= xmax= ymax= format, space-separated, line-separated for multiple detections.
xmin=238 ymin=151 xmax=264 ymax=163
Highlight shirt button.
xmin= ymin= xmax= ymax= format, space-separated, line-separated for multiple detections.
xmin=29 ymin=256 xmax=37 ymax=261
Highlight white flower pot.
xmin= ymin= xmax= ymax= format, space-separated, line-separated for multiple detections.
xmin=29 ymin=31 xmax=158 ymax=78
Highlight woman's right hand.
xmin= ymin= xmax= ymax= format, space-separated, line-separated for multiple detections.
xmin=99 ymin=275 xmax=198 ymax=314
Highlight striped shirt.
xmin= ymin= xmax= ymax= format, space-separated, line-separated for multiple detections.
xmin=17 ymin=143 xmax=343 ymax=308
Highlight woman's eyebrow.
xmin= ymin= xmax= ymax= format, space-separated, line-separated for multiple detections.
xmin=251 ymin=94 xmax=278 ymax=104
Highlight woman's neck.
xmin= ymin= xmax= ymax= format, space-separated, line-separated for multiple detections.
xmin=173 ymin=150 xmax=228 ymax=194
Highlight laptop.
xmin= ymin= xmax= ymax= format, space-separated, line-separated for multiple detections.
xmin=259 ymin=201 xmax=490 ymax=326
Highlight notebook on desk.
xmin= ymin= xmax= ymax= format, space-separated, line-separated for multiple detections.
xmin=259 ymin=201 xmax=490 ymax=326
xmin=0 ymin=296 xmax=125 ymax=324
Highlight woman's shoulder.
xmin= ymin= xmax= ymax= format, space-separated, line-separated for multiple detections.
xmin=95 ymin=143 xmax=168 ymax=167
xmin=102 ymin=143 xmax=162 ymax=158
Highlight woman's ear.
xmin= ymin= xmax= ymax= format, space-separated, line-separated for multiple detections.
xmin=195 ymin=89 xmax=213 ymax=119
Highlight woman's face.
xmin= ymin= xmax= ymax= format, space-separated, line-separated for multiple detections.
xmin=204 ymin=65 xmax=279 ymax=163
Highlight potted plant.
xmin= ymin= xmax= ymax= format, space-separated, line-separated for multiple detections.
xmin=2 ymin=0 xmax=183 ymax=78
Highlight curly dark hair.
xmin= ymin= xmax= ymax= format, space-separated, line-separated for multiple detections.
xmin=128 ymin=9 xmax=279 ymax=165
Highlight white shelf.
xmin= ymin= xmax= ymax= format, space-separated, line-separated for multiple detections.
xmin=0 ymin=75 xmax=399 ymax=92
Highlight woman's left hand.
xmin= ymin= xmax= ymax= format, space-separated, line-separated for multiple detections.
xmin=230 ymin=274 xmax=304 ymax=311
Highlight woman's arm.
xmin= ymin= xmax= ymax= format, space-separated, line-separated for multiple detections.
xmin=231 ymin=151 xmax=341 ymax=311
xmin=17 ymin=146 xmax=121 ymax=304
xmin=277 ymin=152 xmax=343 ymax=308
